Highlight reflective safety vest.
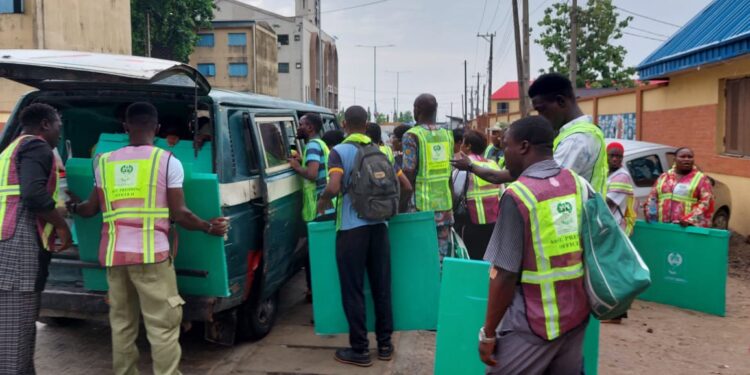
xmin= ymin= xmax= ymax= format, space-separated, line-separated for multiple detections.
xmin=655 ymin=168 xmax=705 ymax=223
xmin=553 ymin=121 xmax=608 ymax=195
xmin=379 ymin=144 xmax=395 ymax=164
xmin=504 ymin=168 xmax=589 ymax=341
xmin=607 ymin=170 xmax=637 ymax=236
xmin=466 ymin=156 xmax=501 ymax=225
xmin=0 ymin=135 xmax=58 ymax=250
xmin=96 ymin=146 xmax=171 ymax=267
xmin=406 ymin=126 xmax=453 ymax=212
xmin=483 ymin=145 xmax=506 ymax=169
xmin=301 ymin=138 xmax=330 ymax=222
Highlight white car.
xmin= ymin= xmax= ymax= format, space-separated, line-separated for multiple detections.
xmin=609 ymin=139 xmax=731 ymax=230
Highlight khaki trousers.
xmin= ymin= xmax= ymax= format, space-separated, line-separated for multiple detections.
xmin=107 ymin=259 xmax=185 ymax=375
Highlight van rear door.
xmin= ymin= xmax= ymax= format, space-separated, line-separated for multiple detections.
xmin=0 ymin=49 xmax=210 ymax=94
xmin=245 ymin=110 xmax=304 ymax=299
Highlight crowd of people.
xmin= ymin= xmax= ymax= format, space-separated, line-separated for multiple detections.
xmin=0 ymin=72 xmax=718 ymax=374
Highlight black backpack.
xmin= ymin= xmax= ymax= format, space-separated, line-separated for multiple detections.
xmin=346 ymin=142 xmax=400 ymax=220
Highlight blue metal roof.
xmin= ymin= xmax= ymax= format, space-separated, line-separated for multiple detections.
xmin=637 ymin=0 xmax=750 ymax=79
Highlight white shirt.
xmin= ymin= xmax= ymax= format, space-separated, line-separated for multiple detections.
xmin=607 ymin=167 xmax=633 ymax=227
xmin=553 ymin=115 xmax=602 ymax=183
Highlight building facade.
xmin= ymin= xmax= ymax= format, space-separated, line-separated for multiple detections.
xmin=0 ymin=0 xmax=132 ymax=123
xmin=189 ymin=20 xmax=278 ymax=96
xmin=212 ymin=0 xmax=338 ymax=110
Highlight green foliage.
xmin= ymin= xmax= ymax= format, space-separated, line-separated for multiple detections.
xmin=376 ymin=113 xmax=388 ymax=124
xmin=397 ymin=111 xmax=414 ymax=123
xmin=131 ymin=0 xmax=215 ymax=62
xmin=536 ymin=0 xmax=635 ymax=88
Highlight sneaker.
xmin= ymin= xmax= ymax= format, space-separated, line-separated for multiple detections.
xmin=377 ymin=344 xmax=394 ymax=361
xmin=334 ymin=348 xmax=372 ymax=367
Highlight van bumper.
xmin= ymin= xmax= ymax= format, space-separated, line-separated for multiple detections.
xmin=39 ymin=286 xmax=239 ymax=322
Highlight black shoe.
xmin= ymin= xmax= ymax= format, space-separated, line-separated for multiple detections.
xmin=377 ymin=344 xmax=394 ymax=361
xmin=334 ymin=348 xmax=372 ymax=367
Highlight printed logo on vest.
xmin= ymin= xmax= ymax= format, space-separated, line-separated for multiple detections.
xmin=551 ymin=198 xmax=577 ymax=236
xmin=115 ymin=163 xmax=138 ymax=188
xmin=429 ymin=143 xmax=448 ymax=162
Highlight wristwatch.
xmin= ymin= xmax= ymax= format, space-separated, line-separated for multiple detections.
xmin=467 ymin=163 xmax=475 ymax=173
xmin=478 ymin=326 xmax=497 ymax=344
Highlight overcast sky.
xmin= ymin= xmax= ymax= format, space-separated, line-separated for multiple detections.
xmin=245 ymin=0 xmax=712 ymax=120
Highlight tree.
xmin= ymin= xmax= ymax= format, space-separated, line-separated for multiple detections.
xmin=397 ymin=111 xmax=414 ymax=123
xmin=131 ymin=0 xmax=215 ymax=62
xmin=376 ymin=113 xmax=388 ymax=124
xmin=536 ymin=0 xmax=635 ymax=88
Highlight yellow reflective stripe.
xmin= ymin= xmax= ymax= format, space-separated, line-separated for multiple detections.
xmin=466 ymin=189 xmax=501 ymax=198
xmin=144 ymin=148 xmax=162 ymax=264
xmin=103 ymin=209 xmax=170 ymax=221
xmin=541 ymin=281 xmax=560 ymax=339
xmin=608 ymin=182 xmax=633 ymax=192
xmin=521 ymin=264 xmax=584 ymax=283
xmin=99 ymin=153 xmax=117 ymax=267
xmin=0 ymin=186 xmax=20 ymax=195
xmin=0 ymin=137 xmax=27 ymax=239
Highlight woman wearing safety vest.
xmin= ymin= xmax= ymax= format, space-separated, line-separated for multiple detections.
xmin=605 ymin=142 xmax=637 ymax=236
xmin=645 ymin=147 xmax=714 ymax=227
xmin=452 ymin=130 xmax=502 ymax=260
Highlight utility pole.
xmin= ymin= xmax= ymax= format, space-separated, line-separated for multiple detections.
xmin=512 ymin=0 xmax=528 ymax=117
xmin=356 ymin=44 xmax=395 ymax=118
xmin=473 ymin=73 xmax=483 ymax=118
xmin=146 ymin=11 xmax=152 ymax=57
xmin=386 ymin=70 xmax=409 ymax=121
xmin=469 ymin=86 xmax=474 ymax=120
xmin=569 ymin=0 xmax=578 ymax=86
xmin=463 ymin=60 xmax=468 ymax=126
xmin=482 ymin=84 xmax=486 ymax=115
xmin=477 ymin=33 xmax=496 ymax=114
xmin=461 ymin=94 xmax=465 ymax=126
xmin=522 ymin=0 xmax=531 ymax=116
xmin=317 ymin=0 xmax=324 ymax=108
xmin=353 ymin=86 xmax=356 ymax=104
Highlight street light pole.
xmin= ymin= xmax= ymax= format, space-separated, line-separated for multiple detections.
xmin=386 ymin=70 xmax=410 ymax=121
xmin=357 ymin=44 xmax=395 ymax=120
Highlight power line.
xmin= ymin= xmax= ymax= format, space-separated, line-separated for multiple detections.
xmin=532 ymin=0 xmax=553 ymax=15
xmin=477 ymin=0 xmax=490 ymax=32
xmin=623 ymin=31 xmax=666 ymax=42
xmin=486 ymin=0 xmax=503 ymax=32
xmin=627 ymin=26 xmax=671 ymax=39
xmin=323 ymin=0 xmax=390 ymax=14
xmin=614 ymin=5 xmax=681 ymax=28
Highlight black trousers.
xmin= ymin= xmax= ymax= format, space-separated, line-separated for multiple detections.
xmin=460 ymin=222 xmax=495 ymax=260
xmin=336 ymin=223 xmax=393 ymax=351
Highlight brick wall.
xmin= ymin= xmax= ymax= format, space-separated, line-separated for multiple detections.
xmin=642 ymin=104 xmax=750 ymax=178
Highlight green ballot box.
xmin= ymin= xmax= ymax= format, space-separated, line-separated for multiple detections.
xmin=630 ymin=220 xmax=729 ymax=316
xmin=434 ymin=258 xmax=599 ymax=375
xmin=308 ymin=211 xmax=441 ymax=334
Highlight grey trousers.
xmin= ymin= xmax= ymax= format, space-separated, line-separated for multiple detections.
xmin=0 ymin=291 xmax=41 ymax=375
xmin=486 ymin=321 xmax=587 ymax=375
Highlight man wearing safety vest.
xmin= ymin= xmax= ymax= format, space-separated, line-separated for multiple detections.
xmin=483 ymin=127 xmax=506 ymax=168
xmin=289 ymin=113 xmax=331 ymax=301
xmin=606 ymin=142 xmax=637 ymax=236
xmin=479 ymin=116 xmax=590 ymax=374
xmin=68 ymin=102 xmax=228 ymax=375
xmin=403 ymin=94 xmax=455 ymax=259
xmin=452 ymin=73 xmax=607 ymax=197
xmin=0 ymin=103 xmax=72 ymax=374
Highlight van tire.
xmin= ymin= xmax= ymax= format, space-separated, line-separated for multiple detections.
xmin=712 ymin=208 xmax=729 ymax=230
xmin=236 ymin=290 xmax=279 ymax=341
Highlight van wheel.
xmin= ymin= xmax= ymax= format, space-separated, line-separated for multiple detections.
xmin=712 ymin=208 xmax=729 ymax=230
xmin=236 ymin=291 xmax=279 ymax=341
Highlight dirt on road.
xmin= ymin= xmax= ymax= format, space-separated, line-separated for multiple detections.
xmin=599 ymin=233 xmax=750 ymax=375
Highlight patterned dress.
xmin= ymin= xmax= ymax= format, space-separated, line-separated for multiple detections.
xmin=647 ymin=167 xmax=714 ymax=227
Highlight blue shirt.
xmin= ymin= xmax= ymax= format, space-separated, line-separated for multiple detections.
xmin=328 ymin=143 xmax=386 ymax=231
xmin=304 ymin=137 xmax=327 ymax=194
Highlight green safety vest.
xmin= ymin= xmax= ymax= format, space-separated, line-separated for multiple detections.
xmin=301 ymin=138 xmax=330 ymax=222
xmin=507 ymin=170 xmax=586 ymax=340
xmin=99 ymin=148 xmax=170 ymax=266
xmin=379 ymin=144 xmax=395 ymax=164
xmin=483 ymin=145 xmax=505 ymax=169
xmin=406 ymin=126 xmax=453 ymax=212
xmin=655 ymin=169 xmax=704 ymax=223
xmin=553 ymin=121 xmax=608 ymax=195
xmin=466 ymin=159 xmax=501 ymax=225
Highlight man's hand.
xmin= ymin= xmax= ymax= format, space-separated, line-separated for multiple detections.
xmin=288 ymin=157 xmax=301 ymax=170
xmin=317 ymin=197 xmax=332 ymax=215
xmin=206 ymin=217 xmax=229 ymax=236
xmin=53 ymin=225 xmax=73 ymax=252
xmin=478 ymin=341 xmax=497 ymax=366
xmin=678 ymin=219 xmax=693 ymax=227
xmin=642 ymin=203 xmax=651 ymax=223
xmin=450 ymin=152 xmax=472 ymax=171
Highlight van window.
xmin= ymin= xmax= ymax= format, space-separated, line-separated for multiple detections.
xmin=227 ymin=110 xmax=259 ymax=177
xmin=627 ymin=154 xmax=664 ymax=188
xmin=322 ymin=115 xmax=338 ymax=132
xmin=256 ymin=118 xmax=294 ymax=171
